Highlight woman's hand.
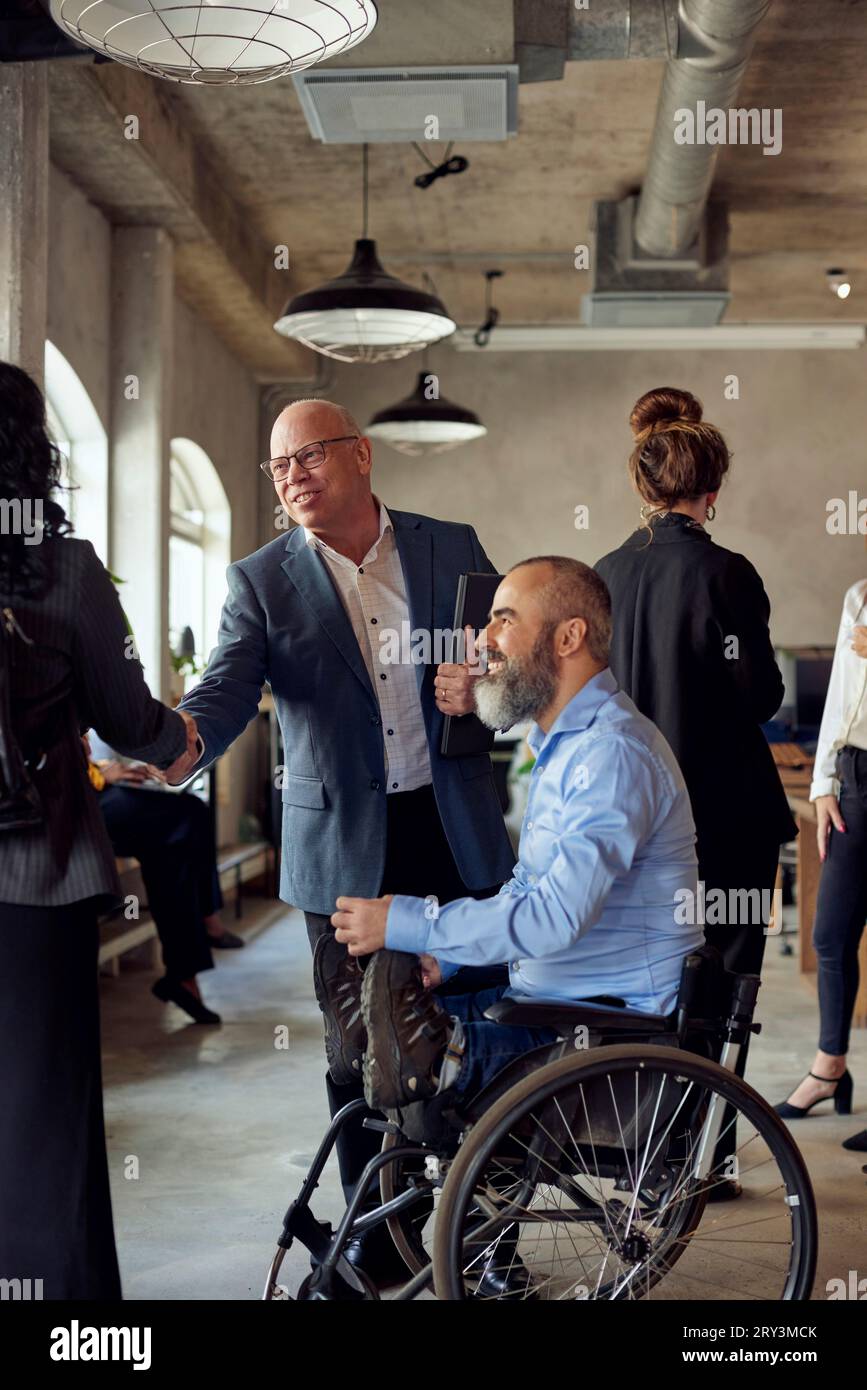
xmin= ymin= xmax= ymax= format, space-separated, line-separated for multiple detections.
xmin=851 ymin=624 xmax=867 ymax=659
xmin=815 ymin=793 xmax=846 ymax=862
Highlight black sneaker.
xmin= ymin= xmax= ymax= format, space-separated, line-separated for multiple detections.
xmin=312 ymin=930 xmax=366 ymax=1086
xmin=361 ymin=949 xmax=452 ymax=1110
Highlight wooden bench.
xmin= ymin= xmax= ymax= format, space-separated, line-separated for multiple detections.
xmin=98 ymin=841 xmax=277 ymax=974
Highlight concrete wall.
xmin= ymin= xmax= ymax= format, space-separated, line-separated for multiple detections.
xmin=330 ymin=348 xmax=867 ymax=648
xmin=47 ymin=164 xmax=112 ymax=429
xmin=46 ymin=162 xmax=264 ymax=847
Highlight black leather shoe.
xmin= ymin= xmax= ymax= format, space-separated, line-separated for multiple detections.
xmin=342 ymin=1234 xmax=409 ymax=1290
xmin=361 ymin=950 xmax=451 ymax=1110
xmin=471 ymin=1256 xmax=539 ymax=1300
xmin=208 ymin=927 xmax=245 ymax=949
xmin=312 ymin=929 xmax=366 ymax=1086
xmin=310 ymin=1232 xmax=409 ymax=1291
xmin=707 ymin=1178 xmax=743 ymax=1203
xmin=152 ymin=976 xmax=221 ymax=1025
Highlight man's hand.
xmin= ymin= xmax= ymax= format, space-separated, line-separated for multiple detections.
xmin=851 ymin=624 xmax=867 ymax=659
xmin=435 ymin=625 xmax=485 ymax=717
xmin=332 ymin=894 xmax=393 ymax=956
xmin=101 ymin=760 xmax=152 ymax=786
xmin=815 ymin=793 xmax=846 ymax=861
xmin=165 ymin=710 xmax=201 ymax=786
xmin=419 ymin=953 xmax=442 ymax=989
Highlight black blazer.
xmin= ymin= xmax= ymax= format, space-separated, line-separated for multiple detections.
xmin=0 ymin=538 xmax=187 ymax=906
xmin=595 ymin=513 xmax=796 ymax=869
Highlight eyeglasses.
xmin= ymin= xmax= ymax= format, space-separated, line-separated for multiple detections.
xmin=260 ymin=435 xmax=359 ymax=481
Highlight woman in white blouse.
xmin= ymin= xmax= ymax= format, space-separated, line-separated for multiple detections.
xmin=776 ymin=575 xmax=867 ymax=1152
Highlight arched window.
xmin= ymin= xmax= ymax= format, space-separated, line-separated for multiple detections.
xmin=169 ymin=439 xmax=230 ymax=695
xmin=44 ymin=341 xmax=109 ymax=562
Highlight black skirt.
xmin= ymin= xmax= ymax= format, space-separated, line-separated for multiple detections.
xmin=0 ymin=898 xmax=121 ymax=1300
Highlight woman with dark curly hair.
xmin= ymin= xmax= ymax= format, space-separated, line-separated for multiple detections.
xmin=0 ymin=362 xmax=196 ymax=1299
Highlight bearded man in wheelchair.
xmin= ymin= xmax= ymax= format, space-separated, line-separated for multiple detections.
xmin=289 ymin=558 xmax=816 ymax=1302
xmin=327 ymin=556 xmax=700 ymax=1110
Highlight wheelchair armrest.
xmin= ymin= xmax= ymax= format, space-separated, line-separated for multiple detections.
xmin=483 ymin=995 xmax=673 ymax=1034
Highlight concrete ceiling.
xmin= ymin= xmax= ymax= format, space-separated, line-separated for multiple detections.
xmin=45 ymin=0 xmax=867 ymax=382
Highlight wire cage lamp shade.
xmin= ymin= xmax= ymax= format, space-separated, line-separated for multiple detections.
xmin=366 ymin=371 xmax=487 ymax=454
xmin=49 ymin=0 xmax=378 ymax=86
xmin=273 ymin=239 xmax=457 ymax=364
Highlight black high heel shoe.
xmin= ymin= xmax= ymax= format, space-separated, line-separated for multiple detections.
xmin=152 ymin=976 xmax=221 ymax=1025
xmin=842 ymin=1129 xmax=867 ymax=1152
xmin=775 ymin=1069 xmax=852 ymax=1119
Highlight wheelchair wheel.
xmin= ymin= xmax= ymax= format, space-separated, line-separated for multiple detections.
xmin=379 ymin=1132 xmax=437 ymax=1275
xmin=433 ymin=1044 xmax=817 ymax=1301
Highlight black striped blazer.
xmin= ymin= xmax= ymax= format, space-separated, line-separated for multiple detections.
xmin=0 ymin=538 xmax=187 ymax=906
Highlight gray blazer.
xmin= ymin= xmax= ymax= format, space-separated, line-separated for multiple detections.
xmin=1 ymin=538 xmax=187 ymax=906
xmin=179 ymin=509 xmax=516 ymax=915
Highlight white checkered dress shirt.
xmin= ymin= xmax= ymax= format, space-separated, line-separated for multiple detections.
xmin=303 ymin=502 xmax=432 ymax=793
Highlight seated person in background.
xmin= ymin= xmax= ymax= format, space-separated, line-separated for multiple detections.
xmin=85 ymin=733 xmax=244 ymax=1025
xmin=326 ymin=557 xmax=702 ymax=1110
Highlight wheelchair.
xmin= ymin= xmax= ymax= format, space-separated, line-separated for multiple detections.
xmin=262 ymin=945 xmax=818 ymax=1301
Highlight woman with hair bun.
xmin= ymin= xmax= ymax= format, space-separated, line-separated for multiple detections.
xmin=595 ymin=388 xmax=794 ymax=1191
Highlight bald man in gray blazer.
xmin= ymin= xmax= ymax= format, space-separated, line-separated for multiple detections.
xmin=173 ymin=399 xmax=514 ymax=1285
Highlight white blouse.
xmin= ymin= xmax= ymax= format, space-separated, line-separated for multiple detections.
xmin=810 ymin=578 xmax=867 ymax=800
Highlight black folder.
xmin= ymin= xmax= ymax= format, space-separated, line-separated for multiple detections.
xmin=439 ymin=571 xmax=503 ymax=758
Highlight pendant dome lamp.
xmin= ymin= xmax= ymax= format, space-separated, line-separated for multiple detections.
xmin=366 ymin=370 xmax=487 ymax=455
xmin=273 ymin=146 xmax=456 ymax=363
xmin=49 ymin=0 xmax=377 ymax=86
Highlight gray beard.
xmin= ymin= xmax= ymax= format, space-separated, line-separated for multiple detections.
xmin=474 ymin=633 xmax=558 ymax=731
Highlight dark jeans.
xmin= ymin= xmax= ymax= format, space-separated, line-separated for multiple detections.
xmin=305 ymin=783 xmax=506 ymax=1208
xmin=442 ymin=986 xmax=558 ymax=1098
xmin=99 ymin=786 xmax=219 ymax=981
xmin=813 ymin=746 xmax=867 ymax=1055
xmin=0 ymin=899 xmax=121 ymax=1300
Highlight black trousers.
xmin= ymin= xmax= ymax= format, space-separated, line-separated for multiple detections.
xmin=305 ymin=783 xmax=505 ymax=1209
xmin=813 ymin=746 xmax=867 ymax=1055
xmin=0 ymin=899 xmax=121 ymax=1300
xmin=699 ymin=843 xmax=781 ymax=980
xmin=99 ymin=786 xmax=218 ymax=981
xmin=698 ymin=841 xmax=781 ymax=1168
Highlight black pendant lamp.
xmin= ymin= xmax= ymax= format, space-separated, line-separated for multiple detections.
xmin=367 ymin=371 xmax=487 ymax=455
xmin=274 ymin=146 xmax=456 ymax=363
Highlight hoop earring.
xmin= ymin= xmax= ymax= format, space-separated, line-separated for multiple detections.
xmin=640 ymin=503 xmax=659 ymax=523
xmin=706 ymin=504 xmax=716 ymax=522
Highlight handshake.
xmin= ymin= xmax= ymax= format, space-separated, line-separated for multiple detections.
xmin=164 ymin=709 xmax=202 ymax=786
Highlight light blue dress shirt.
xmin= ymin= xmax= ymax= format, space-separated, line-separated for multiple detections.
xmin=386 ymin=668 xmax=702 ymax=1016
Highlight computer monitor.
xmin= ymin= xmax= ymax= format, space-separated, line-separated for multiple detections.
xmin=774 ymin=647 xmax=835 ymax=739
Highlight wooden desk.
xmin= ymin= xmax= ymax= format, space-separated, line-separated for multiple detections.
xmin=778 ymin=757 xmax=867 ymax=1029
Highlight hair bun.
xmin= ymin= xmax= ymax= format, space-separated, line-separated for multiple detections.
xmin=630 ymin=387 xmax=703 ymax=439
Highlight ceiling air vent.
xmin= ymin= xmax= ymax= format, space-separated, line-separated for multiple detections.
xmin=292 ymin=66 xmax=519 ymax=143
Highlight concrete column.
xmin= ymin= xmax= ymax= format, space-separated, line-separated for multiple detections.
xmin=110 ymin=226 xmax=174 ymax=701
xmin=0 ymin=64 xmax=49 ymax=383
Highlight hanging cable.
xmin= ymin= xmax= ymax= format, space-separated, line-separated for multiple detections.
xmin=474 ymin=270 xmax=504 ymax=348
xmin=412 ymin=140 xmax=469 ymax=190
xmin=361 ymin=142 xmax=369 ymax=237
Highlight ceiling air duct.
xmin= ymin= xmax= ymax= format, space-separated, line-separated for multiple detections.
xmin=584 ymin=0 xmax=772 ymax=327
